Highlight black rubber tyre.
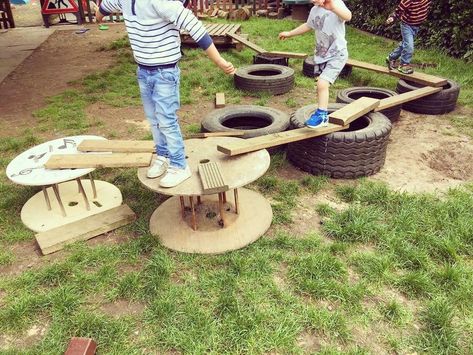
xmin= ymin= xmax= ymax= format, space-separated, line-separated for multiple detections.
xmin=302 ymin=56 xmax=352 ymax=79
xmin=234 ymin=64 xmax=295 ymax=95
xmin=287 ymin=103 xmax=392 ymax=178
xmin=396 ymin=79 xmax=460 ymax=115
xmin=253 ymin=53 xmax=289 ymax=66
xmin=336 ymin=86 xmax=402 ymax=122
xmin=201 ymin=105 xmax=290 ymax=138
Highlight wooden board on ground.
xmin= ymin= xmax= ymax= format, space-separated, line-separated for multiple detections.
xmin=346 ymin=58 xmax=447 ymax=87
xmin=329 ymin=97 xmax=380 ymax=126
xmin=78 ymin=139 xmax=154 ymax=153
xmin=226 ymin=32 xmax=266 ymax=53
xmin=45 ymin=153 xmax=152 ymax=169
xmin=217 ymin=124 xmax=347 ymax=156
xmin=188 ymin=131 xmax=245 ymax=138
xmin=375 ymin=86 xmax=442 ymax=111
xmin=198 ymin=161 xmax=229 ymax=194
xmin=264 ymin=51 xmax=308 ymax=59
xmin=36 ymin=204 xmax=136 ymax=255
xmin=215 ymin=92 xmax=225 ymax=108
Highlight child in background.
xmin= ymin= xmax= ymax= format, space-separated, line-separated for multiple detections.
xmin=385 ymin=0 xmax=432 ymax=74
xmin=279 ymin=0 xmax=351 ymax=129
xmin=96 ymin=0 xmax=234 ymax=187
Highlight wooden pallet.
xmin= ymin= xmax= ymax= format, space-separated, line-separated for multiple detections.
xmin=181 ymin=23 xmax=242 ymax=49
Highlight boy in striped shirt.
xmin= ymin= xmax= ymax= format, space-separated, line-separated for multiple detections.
xmin=385 ymin=0 xmax=432 ymax=74
xmin=96 ymin=0 xmax=235 ymax=187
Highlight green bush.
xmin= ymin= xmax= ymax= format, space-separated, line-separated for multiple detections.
xmin=347 ymin=0 xmax=473 ymax=61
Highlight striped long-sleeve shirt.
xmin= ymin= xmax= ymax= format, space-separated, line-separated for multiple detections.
xmin=393 ymin=0 xmax=432 ymax=26
xmin=99 ymin=0 xmax=212 ymax=68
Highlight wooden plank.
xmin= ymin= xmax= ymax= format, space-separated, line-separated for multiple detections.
xmin=226 ymin=32 xmax=266 ymax=53
xmin=188 ymin=131 xmax=245 ymax=138
xmin=264 ymin=51 xmax=308 ymax=59
xmin=211 ymin=23 xmax=225 ymax=36
xmin=375 ymin=86 xmax=442 ymax=111
xmin=198 ymin=162 xmax=229 ymax=194
xmin=45 ymin=153 xmax=152 ymax=169
xmin=215 ymin=24 xmax=231 ymax=36
xmin=217 ymin=123 xmax=347 ymax=156
xmin=78 ymin=140 xmax=154 ymax=153
xmin=36 ymin=204 xmax=136 ymax=255
xmin=215 ymin=92 xmax=225 ymax=108
xmin=346 ymin=58 xmax=447 ymax=87
xmin=329 ymin=97 xmax=380 ymax=126
xmin=210 ymin=8 xmax=218 ymax=16
xmin=227 ymin=23 xmax=241 ymax=34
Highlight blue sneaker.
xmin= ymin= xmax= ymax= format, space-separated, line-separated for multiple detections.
xmin=305 ymin=108 xmax=329 ymax=129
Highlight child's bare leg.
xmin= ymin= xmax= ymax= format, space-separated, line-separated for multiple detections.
xmin=316 ymin=78 xmax=330 ymax=110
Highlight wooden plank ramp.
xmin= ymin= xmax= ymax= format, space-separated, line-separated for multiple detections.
xmin=346 ymin=58 xmax=447 ymax=87
xmin=226 ymin=32 xmax=266 ymax=53
xmin=217 ymin=124 xmax=347 ymax=156
xmin=45 ymin=153 xmax=152 ymax=169
xmin=198 ymin=162 xmax=229 ymax=194
xmin=375 ymin=86 xmax=442 ymax=111
xmin=264 ymin=51 xmax=308 ymax=59
xmin=36 ymin=204 xmax=136 ymax=255
xmin=329 ymin=97 xmax=380 ymax=126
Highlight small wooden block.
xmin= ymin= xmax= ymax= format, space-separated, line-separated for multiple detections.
xmin=329 ymin=97 xmax=380 ymax=126
xmin=65 ymin=337 xmax=97 ymax=355
xmin=346 ymin=58 xmax=447 ymax=87
xmin=375 ymin=86 xmax=442 ymax=111
xmin=215 ymin=92 xmax=225 ymax=108
xmin=198 ymin=162 xmax=229 ymax=194
xmin=36 ymin=204 xmax=136 ymax=255
xmin=217 ymin=123 xmax=347 ymax=156
xmin=78 ymin=139 xmax=154 ymax=153
xmin=187 ymin=131 xmax=245 ymax=138
xmin=45 ymin=153 xmax=152 ymax=169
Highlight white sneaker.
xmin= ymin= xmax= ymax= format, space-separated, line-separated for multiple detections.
xmin=159 ymin=165 xmax=192 ymax=188
xmin=147 ymin=156 xmax=169 ymax=179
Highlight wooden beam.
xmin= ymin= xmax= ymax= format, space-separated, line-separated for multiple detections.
xmin=188 ymin=131 xmax=245 ymax=138
xmin=217 ymin=123 xmax=347 ymax=156
xmin=329 ymin=97 xmax=380 ymax=126
xmin=215 ymin=92 xmax=225 ymax=108
xmin=36 ymin=204 xmax=136 ymax=255
xmin=78 ymin=139 xmax=154 ymax=153
xmin=226 ymin=32 xmax=266 ymax=53
xmin=198 ymin=162 xmax=229 ymax=194
xmin=375 ymin=86 xmax=442 ymax=111
xmin=264 ymin=51 xmax=308 ymax=59
xmin=45 ymin=153 xmax=152 ymax=169
xmin=346 ymin=58 xmax=447 ymax=87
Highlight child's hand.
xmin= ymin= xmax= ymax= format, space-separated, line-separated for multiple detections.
xmin=385 ymin=16 xmax=394 ymax=25
xmin=218 ymin=58 xmax=236 ymax=75
xmin=279 ymin=31 xmax=291 ymax=40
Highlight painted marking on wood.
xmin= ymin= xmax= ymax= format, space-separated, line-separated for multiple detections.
xmin=78 ymin=140 xmax=154 ymax=153
xmin=45 ymin=153 xmax=152 ymax=169
xmin=346 ymin=58 xmax=447 ymax=87
xmin=328 ymin=97 xmax=380 ymax=126
xmin=375 ymin=86 xmax=442 ymax=111
xmin=198 ymin=161 xmax=229 ymax=194
xmin=217 ymin=123 xmax=347 ymax=156
xmin=215 ymin=92 xmax=225 ymax=108
xmin=36 ymin=204 xmax=136 ymax=255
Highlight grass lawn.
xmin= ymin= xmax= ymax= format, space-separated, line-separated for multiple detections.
xmin=1 ymin=17 xmax=473 ymax=354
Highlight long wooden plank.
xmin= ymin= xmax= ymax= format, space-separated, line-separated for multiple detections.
xmin=188 ymin=131 xmax=245 ymax=138
xmin=346 ymin=58 xmax=447 ymax=87
xmin=329 ymin=97 xmax=380 ymax=126
xmin=226 ymin=32 xmax=265 ymax=53
xmin=217 ymin=123 xmax=347 ymax=156
xmin=198 ymin=162 xmax=229 ymax=194
xmin=45 ymin=153 xmax=152 ymax=169
xmin=375 ymin=86 xmax=442 ymax=111
xmin=264 ymin=51 xmax=308 ymax=59
xmin=78 ymin=140 xmax=154 ymax=153
xmin=36 ymin=204 xmax=136 ymax=255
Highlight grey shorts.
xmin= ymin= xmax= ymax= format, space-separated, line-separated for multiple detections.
xmin=314 ymin=56 xmax=347 ymax=84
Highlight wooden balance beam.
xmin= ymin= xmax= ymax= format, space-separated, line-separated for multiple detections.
xmin=346 ymin=58 xmax=447 ymax=87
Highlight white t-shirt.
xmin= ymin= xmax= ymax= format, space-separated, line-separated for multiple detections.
xmin=306 ymin=0 xmax=349 ymax=64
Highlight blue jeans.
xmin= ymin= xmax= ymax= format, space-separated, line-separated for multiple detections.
xmin=137 ymin=65 xmax=186 ymax=169
xmin=389 ymin=22 xmax=419 ymax=65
